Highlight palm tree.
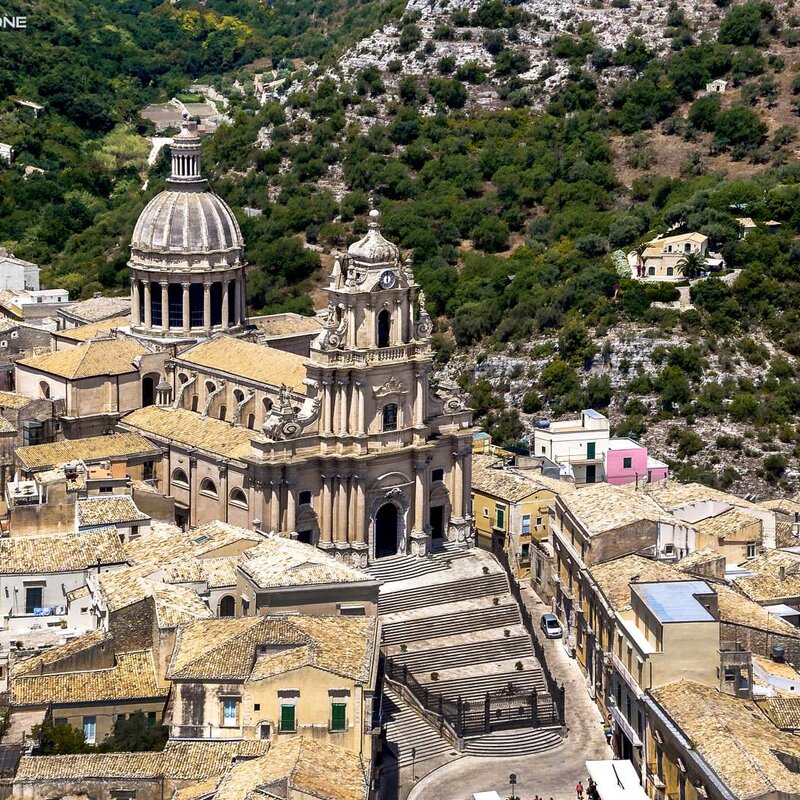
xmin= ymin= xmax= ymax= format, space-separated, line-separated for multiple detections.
xmin=677 ymin=251 xmax=705 ymax=280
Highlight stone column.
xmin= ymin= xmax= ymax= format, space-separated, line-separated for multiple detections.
xmin=222 ymin=279 xmax=230 ymax=328
xmin=203 ymin=281 xmax=212 ymax=332
xmin=355 ymin=380 xmax=366 ymax=435
xmin=354 ymin=475 xmax=366 ymax=545
xmin=336 ymin=378 xmax=349 ymax=435
xmin=269 ymin=479 xmax=281 ymax=533
xmin=234 ymin=277 xmax=243 ymax=325
xmin=285 ymin=479 xmax=297 ymax=533
xmin=131 ymin=279 xmax=141 ymax=326
xmin=410 ymin=459 xmax=429 ymax=558
xmin=462 ymin=448 xmax=472 ymax=520
xmin=335 ymin=474 xmax=348 ymax=543
xmin=453 ymin=453 xmax=464 ymax=517
xmin=393 ymin=299 xmax=403 ymax=345
xmin=414 ymin=370 xmax=426 ymax=427
xmin=320 ymin=474 xmax=333 ymax=546
xmin=182 ymin=282 xmax=191 ymax=333
xmin=160 ymin=281 xmax=169 ymax=333
xmin=143 ymin=281 xmax=152 ymax=328
xmin=321 ymin=378 xmax=333 ymax=434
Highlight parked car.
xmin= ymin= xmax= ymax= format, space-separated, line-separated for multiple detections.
xmin=540 ymin=613 xmax=563 ymax=639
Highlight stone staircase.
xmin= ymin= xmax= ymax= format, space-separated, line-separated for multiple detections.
xmin=381 ymin=685 xmax=457 ymax=769
xmin=377 ymin=549 xmax=562 ymax=767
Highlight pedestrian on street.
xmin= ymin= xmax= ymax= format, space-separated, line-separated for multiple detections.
xmin=577 ymin=781 xmax=584 ymax=800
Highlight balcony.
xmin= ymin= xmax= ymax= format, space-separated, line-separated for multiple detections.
xmin=608 ymin=698 xmax=643 ymax=747
xmin=610 ymin=652 xmax=644 ymax=699
xmin=312 ymin=342 xmax=432 ymax=368
xmin=169 ymin=723 xmax=243 ymax=740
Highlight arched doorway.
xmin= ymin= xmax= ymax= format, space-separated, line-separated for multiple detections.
xmin=219 ymin=595 xmax=235 ymax=617
xmin=142 ymin=376 xmax=156 ymax=407
xmin=375 ymin=503 xmax=399 ymax=558
xmin=377 ymin=309 xmax=391 ymax=348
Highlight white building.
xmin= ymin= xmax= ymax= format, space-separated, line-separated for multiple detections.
xmin=0 ymin=249 xmax=40 ymax=291
xmin=533 ymin=409 xmax=610 ymax=484
xmin=0 ymin=143 xmax=13 ymax=164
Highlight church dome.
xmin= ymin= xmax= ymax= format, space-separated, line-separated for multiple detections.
xmin=129 ymin=120 xmax=244 ymax=270
xmin=347 ymin=210 xmax=400 ymax=266
xmin=131 ymin=190 xmax=243 ymax=257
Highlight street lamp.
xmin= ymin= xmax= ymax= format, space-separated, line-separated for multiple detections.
xmin=509 ymin=773 xmax=518 ymax=800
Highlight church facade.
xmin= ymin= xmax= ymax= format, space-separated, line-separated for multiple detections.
xmin=112 ymin=122 xmax=475 ymax=564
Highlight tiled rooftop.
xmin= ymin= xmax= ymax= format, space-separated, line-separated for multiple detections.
xmin=14 ymin=739 xmax=270 ymax=782
xmin=758 ymin=697 xmax=800 ymax=731
xmin=13 ymin=630 xmax=112 ymax=677
xmin=167 ymin=614 xmax=377 ymax=683
xmin=214 ymin=736 xmax=368 ymax=800
xmin=632 ymin=480 xmax=760 ymax=511
xmin=560 ymin=482 xmax=666 ymax=535
xmin=0 ymin=529 xmax=126 ymax=574
xmin=733 ymin=549 xmax=800 ymax=603
xmin=692 ymin=508 xmax=760 ymax=540
xmin=55 ymin=315 xmax=131 ymax=342
xmin=176 ymin=334 xmax=308 ymax=392
xmin=0 ymin=390 xmax=35 ymax=409
xmin=240 ymin=534 xmax=375 ymax=589
xmin=11 ymin=649 xmax=167 ymax=706
xmin=77 ymin=495 xmax=149 ymax=527
xmin=16 ymin=432 xmax=159 ymax=470
xmin=471 ymin=453 xmax=555 ymax=503
xmin=19 ymin=336 xmax=149 ymax=379
xmin=122 ymin=405 xmax=261 ymax=460
xmin=651 ymin=680 xmax=800 ymax=799
xmin=62 ymin=295 xmax=131 ymax=323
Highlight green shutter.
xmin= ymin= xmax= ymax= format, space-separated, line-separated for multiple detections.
xmin=280 ymin=704 xmax=295 ymax=731
xmin=331 ymin=703 xmax=346 ymax=731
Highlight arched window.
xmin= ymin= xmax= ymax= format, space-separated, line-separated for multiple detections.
xmin=383 ymin=403 xmax=398 ymax=432
xmin=219 ymin=595 xmax=235 ymax=617
xmin=218 ymin=405 xmax=227 ymax=421
xmin=233 ymin=389 xmax=244 ymax=404
xmin=377 ymin=309 xmax=391 ymax=348
xmin=191 ymin=395 xmax=199 ymax=412
xmin=178 ymin=373 xmax=189 ymax=384
xmin=263 ymin=398 xmax=273 ymax=414
xmin=230 ymin=488 xmax=248 ymax=509
xmin=666 ymin=267 xmax=674 ymax=277
xmin=247 ymin=413 xmax=256 ymax=430
xmin=172 ymin=468 xmax=189 ymax=488
xmin=648 ymin=266 xmax=655 ymax=276
xmin=199 ymin=478 xmax=218 ymax=498
xmin=205 ymin=381 xmax=216 ymax=395
xmin=39 ymin=381 xmax=50 ymax=399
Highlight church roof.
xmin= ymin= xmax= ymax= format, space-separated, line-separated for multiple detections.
xmin=347 ymin=210 xmax=400 ymax=265
xmin=18 ymin=337 xmax=149 ymax=379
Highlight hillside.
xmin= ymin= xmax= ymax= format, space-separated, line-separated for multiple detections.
xmin=3 ymin=0 xmax=800 ymax=496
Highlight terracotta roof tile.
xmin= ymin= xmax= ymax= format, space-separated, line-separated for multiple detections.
xmin=19 ymin=337 xmax=149 ymax=379
xmin=77 ymin=495 xmax=149 ymax=527
xmin=55 ymin=315 xmax=131 ymax=342
xmin=11 ymin=650 xmax=167 ymax=706
xmin=63 ymin=296 xmax=131 ymax=324
xmin=559 ymin=482 xmax=667 ymax=535
xmin=176 ymin=335 xmax=307 ymax=392
xmin=16 ymin=433 xmax=159 ymax=471
xmin=472 ymin=454 xmax=556 ymax=503
xmin=0 ymin=529 xmax=126 ymax=575
xmin=12 ymin=630 xmax=112 ymax=677
xmin=122 ymin=406 xmax=261 ymax=460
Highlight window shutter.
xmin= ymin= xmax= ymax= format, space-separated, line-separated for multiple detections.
xmin=280 ymin=704 xmax=295 ymax=731
xmin=331 ymin=703 xmax=346 ymax=731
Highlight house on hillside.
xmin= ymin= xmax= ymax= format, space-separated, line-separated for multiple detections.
xmin=629 ymin=232 xmax=724 ymax=281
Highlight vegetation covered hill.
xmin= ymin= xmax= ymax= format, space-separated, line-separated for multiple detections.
xmin=3 ymin=0 xmax=800 ymax=493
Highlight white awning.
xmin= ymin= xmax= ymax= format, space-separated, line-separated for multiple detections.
xmin=586 ymin=760 xmax=649 ymax=800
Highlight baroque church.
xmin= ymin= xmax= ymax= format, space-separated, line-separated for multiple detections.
xmin=19 ymin=121 xmax=475 ymax=565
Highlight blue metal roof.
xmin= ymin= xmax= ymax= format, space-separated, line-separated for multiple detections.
xmin=635 ymin=581 xmax=715 ymax=623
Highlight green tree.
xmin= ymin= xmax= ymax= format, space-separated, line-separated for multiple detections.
xmin=98 ymin=712 xmax=167 ymax=753
xmin=32 ymin=722 xmax=89 ymax=755
xmin=677 ymin=252 xmax=705 ymax=280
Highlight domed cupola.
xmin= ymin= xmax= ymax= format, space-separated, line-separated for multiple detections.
xmin=347 ymin=209 xmax=400 ymax=267
xmin=128 ymin=118 xmax=247 ymax=341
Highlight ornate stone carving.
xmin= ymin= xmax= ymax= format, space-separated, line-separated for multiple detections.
xmin=436 ymin=379 xmax=468 ymax=413
xmin=374 ymin=376 xmax=406 ymax=398
xmin=231 ymin=390 xmax=255 ymax=427
xmin=415 ymin=288 xmax=433 ymax=340
xmin=262 ymin=384 xmax=320 ymax=441
xmin=313 ymin=303 xmax=348 ymax=351
xmin=201 ymin=380 xmax=226 ymax=419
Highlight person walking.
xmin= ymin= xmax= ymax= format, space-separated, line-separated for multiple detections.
xmin=577 ymin=781 xmax=584 ymax=800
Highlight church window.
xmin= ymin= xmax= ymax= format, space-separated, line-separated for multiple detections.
xmin=377 ymin=309 xmax=391 ymax=348
xmin=432 ymin=468 xmax=444 ymax=482
xmin=172 ymin=469 xmax=189 ymax=488
xmin=229 ymin=488 xmax=248 ymax=509
xmin=299 ymin=490 xmax=312 ymax=506
xmin=200 ymin=478 xmax=218 ymax=498
xmin=383 ymin=403 xmax=398 ymax=432
xmin=219 ymin=405 xmax=227 ymax=421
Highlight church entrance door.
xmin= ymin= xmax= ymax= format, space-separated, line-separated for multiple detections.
xmin=430 ymin=505 xmax=445 ymax=541
xmin=375 ymin=503 xmax=399 ymax=558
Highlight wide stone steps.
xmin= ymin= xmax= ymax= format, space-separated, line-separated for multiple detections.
xmin=379 ymin=572 xmax=509 ymax=615
xmin=390 ymin=635 xmax=533 ymax=672
xmin=381 ymin=686 xmax=456 ymax=770
xmin=464 ymin=726 xmax=563 ymax=757
xmin=424 ymin=667 xmax=547 ymax=703
xmin=382 ymin=603 xmax=520 ymax=646
xmin=365 ymin=554 xmax=450 ymax=582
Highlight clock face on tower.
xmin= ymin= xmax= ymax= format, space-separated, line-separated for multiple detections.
xmin=379 ymin=270 xmax=396 ymax=290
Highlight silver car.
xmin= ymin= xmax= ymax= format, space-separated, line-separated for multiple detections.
xmin=540 ymin=613 xmax=563 ymax=639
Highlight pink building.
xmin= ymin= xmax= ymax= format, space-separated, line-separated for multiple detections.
xmin=605 ymin=438 xmax=669 ymax=486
